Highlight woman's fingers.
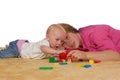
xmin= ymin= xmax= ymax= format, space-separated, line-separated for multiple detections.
xmin=67 ymin=50 xmax=76 ymax=57
xmin=71 ymin=54 xmax=79 ymax=61
xmin=67 ymin=50 xmax=80 ymax=61
xmin=67 ymin=50 xmax=86 ymax=61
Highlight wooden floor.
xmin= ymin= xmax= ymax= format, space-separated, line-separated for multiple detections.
xmin=0 ymin=58 xmax=120 ymax=80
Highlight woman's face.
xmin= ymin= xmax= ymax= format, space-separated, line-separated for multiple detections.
xmin=63 ymin=32 xmax=81 ymax=49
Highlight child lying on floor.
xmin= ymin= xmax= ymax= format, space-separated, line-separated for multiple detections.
xmin=0 ymin=24 xmax=66 ymax=59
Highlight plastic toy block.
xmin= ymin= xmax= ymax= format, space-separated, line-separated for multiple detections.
xmin=83 ymin=64 xmax=91 ymax=68
xmin=57 ymin=59 xmax=63 ymax=62
xmin=59 ymin=62 xmax=67 ymax=65
xmin=59 ymin=50 xmax=71 ymax=60
xmin=89 ymin=59 xmax=94 ymax=64
xmin=94 ymin=60 xmax=101 ymax=63
xmin=54 ymin=62 xmax=59 ymax=65
xmin=77 ymin=64 xmax=84 ymax=67
xmin=59 ymin=52 xmax=67 ymax=60
xmin=39 ymin=67 xmax=53 ymax=70
xmin=54 ymin=59 xmax=58 ymax=62
xmin=49 ymin=56 xmax=55 ymax=63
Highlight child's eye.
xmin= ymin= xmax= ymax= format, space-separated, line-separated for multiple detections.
xmin=62 ymin=42 xmax=66 ymax=46
xmin=56 ymin=39 xmax=59 ymax=41
xmin=61 ymin=41 xmax=64 ymax=44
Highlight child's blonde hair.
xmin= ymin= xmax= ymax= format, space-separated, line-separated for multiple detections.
xmin=46 ymin=24 xmax=66 ymax=35
xmin=57 ymin=23 xmax=79 ymax=33
xmin=46 ymin=23 xmax=79 ymax=36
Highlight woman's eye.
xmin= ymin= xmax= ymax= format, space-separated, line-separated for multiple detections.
xmin=66 ymin=36 xmax=68 ymax=39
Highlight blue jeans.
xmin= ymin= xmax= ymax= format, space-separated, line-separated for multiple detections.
xmin=0 ymin=40 xmax=19 ymax=58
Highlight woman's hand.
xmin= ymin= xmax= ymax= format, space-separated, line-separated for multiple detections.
xmin=67 ymin=50 xmax=88 ymax=61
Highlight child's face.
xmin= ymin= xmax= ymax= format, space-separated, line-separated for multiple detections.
xmin=46 ymin=27 xmax=67 ymax=49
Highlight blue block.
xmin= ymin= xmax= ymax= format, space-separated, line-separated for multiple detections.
xmin=84 ymin=64 xmax=91 ymax=68
xmin=59 ymin=62 xmax=67 ymax=65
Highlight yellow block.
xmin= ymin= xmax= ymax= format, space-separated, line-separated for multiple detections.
xmin=89 ymin=59 xmax=94 ymax=64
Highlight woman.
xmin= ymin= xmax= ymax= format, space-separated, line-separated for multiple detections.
xmin=51 ymin=23 xmax=120 ymax=61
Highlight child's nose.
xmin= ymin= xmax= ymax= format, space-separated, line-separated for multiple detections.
xmin=57 ymin=41 xmax=63 ymax=46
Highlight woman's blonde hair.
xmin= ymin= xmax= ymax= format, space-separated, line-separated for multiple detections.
xmin=46 ymin=23 xmax=78 ymax=35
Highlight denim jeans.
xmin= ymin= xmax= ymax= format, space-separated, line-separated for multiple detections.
xmin=0 ymin=40 xmax=19 ymax=58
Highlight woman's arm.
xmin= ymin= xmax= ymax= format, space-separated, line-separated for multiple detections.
xmin=86 ymin=50 xmax=120 ymax=61
xmin=67 ymin=50 xmax=120 ymax=61
xmin=40 ymin=45 xmax=65 ymax=54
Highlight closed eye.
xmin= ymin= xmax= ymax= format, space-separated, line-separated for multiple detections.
xmin=56 ymin=39 xmax=59 ymax=41
xmin=66 ymin=35 xmax=68 ymax=39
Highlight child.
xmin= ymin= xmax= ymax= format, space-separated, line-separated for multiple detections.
xmin=0 ymin=24 xmax=67 ymax=59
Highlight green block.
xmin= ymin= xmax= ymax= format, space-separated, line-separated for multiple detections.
xmin=39 ymin=67 xmax=53 ymax=70
xmin=49 ymin=56 xmax=55 ymax=63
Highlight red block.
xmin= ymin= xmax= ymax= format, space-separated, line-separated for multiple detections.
xmin=59 ymin=52 xmax=67 ymax=60
xmin=94 ymin=60 xmax=101 ymax=63
xmin=59 ymin=50 xmax=71 ymax=60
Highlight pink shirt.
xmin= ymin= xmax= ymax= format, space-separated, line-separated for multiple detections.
xmin=78 ymin=24 xmax=120 ymax=54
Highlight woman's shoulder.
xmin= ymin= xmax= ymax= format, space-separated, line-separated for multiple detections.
xmin=79 ymin=24 xmax=112 ymax=31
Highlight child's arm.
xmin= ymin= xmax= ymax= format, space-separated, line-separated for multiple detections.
xmin=40 ymin=45 xmax=65 ymax=54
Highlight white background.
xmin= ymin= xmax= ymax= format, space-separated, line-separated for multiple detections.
xmin=0 ymin=0 xmax=120 ymax=46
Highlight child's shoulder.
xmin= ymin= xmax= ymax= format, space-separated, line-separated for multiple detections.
xmin=40 ymin=38 xmax=48 ymax=42
xmin=39 ymin=38 xmax=50 ymax=46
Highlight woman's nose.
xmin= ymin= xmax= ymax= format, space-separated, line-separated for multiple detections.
xmin=63 ymin=41 xmax=71 ymax=48
xmin=63 ymin=40 xmax=69 ymax=45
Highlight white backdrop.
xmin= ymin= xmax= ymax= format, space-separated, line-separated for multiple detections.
xmin=0 ymin=0 xmax=120 ymax=46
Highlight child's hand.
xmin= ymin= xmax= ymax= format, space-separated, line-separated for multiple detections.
xmin=57 ymin=50 xmax=66 ymax=54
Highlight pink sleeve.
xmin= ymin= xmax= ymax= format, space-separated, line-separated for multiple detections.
xmin=91 ymin=28 xmax=118 ymax=52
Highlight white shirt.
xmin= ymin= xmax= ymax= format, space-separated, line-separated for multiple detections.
xmin=20 ymin=39 xmax=50 ymax=59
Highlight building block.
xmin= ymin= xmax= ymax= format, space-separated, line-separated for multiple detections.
xmin=59 ymin=50 xmax=71 ymax=60
xmin=89 ymin=59 xmax=94 ymax=64
xmin=49 ymin=56 xmax=55 ymax=63
xmin=84 ymin=64 xmax=91 ymax=68
xmin=39 ymin=67 xmax=53 ymax=70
